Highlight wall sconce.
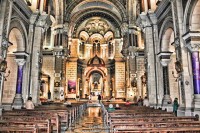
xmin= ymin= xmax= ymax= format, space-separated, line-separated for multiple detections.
xmin=0 ymin=60 xmax=10 ymax=81
xmin=172 ymin=61 xmax=183 ymax=82
xmin=185 ymin=80 xmax=189 ymax=85
xmin=1 ymin=70 xmax=11 ymax=81
xmin=172 ymin=71 xmax=180 ymax=82
xmin=26 ymin=0 xmax=32 ymax=6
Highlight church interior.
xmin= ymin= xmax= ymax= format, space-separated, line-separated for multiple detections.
xmin=0 ymin=0 xmax=200 ymax=132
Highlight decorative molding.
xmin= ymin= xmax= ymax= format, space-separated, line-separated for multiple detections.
xmin=13 ymin=0 xmax=32 ymax=18
xmin=157 ymin=51 xmax=173 ymax=66
xmin=183 ymin=31 xmax=200 ymax=52
xmin=14 ymin=51 xmax=29 ymax=66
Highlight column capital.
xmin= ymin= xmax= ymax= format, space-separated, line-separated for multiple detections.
xmin=157 ymin=51 xmax=173 ymax=66
xmin=120 ymin=22 xmax=128 ymax=35
xmin=183 ymin=31 xmax=200 ymax=52
xmin=36 ymin=13 xmax=52 ymax=29
xmin=168 ymin=0 xmax=175 ymax=2
xmin=53 ymin=47 xmax=64 ymax=57
xmin=14 ymin=51 xmax=29 ymax=66
xmin=30 ymin=11 xmax=40 ymax=25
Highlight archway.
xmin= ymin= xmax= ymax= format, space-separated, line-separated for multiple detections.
xmin=161 ymin=28 xmax=179 ymax=102
xmin=2 ymin=27 xmax=25 ymax=104
xmin=88 ymin=72 xmax=104 ymax=100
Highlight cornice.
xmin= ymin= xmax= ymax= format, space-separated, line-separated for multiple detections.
xmin=155 ymin=0 xmax=171 ymax=23
xmin=13 ymin=0 xmax=32 ymax=20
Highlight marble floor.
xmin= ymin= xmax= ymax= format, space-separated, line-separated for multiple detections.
xmin=66 ymin=106 xmax=109 ymax=133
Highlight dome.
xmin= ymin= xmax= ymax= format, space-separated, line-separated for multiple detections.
xmin=87 ymin=55 xmax=105 ymax=67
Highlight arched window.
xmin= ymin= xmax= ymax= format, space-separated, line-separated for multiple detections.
xmin=108 ymin=42 xmax=112 ymax=57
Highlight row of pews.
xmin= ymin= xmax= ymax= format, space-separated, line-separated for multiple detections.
xmin=102 ymin=102 xmax=200 ymax=133
xmin=0 ymin=101 xmax=87 ymax=133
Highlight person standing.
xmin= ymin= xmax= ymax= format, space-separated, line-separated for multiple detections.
xmin=137 ymin=96 xmax=143 ymax=106
xmin=98 ymin=94 xmax=101 ymax=103
xmin=173 ymin=98 xmax=179 ymax=116
xmin=25 ymin=97 xmax=35 ymax=109
xmin=143 ymin=96 xmax=149 ymax=106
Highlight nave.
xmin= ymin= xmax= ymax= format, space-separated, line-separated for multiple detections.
xmin=66 ymin=106 xmax=108 ymax=133
xmin=1 ymin=100 xmax=200 ymax=133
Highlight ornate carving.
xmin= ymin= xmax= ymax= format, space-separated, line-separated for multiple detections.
xmin=186 ymin=43 xmax=200 ymax=52
xmin=85 ymin=19 xmax=110 ymax=35
xmin=120 ymin=22 xmax=128 ymax=35
xmin=175 ymin=61 xmax=183 ymax=73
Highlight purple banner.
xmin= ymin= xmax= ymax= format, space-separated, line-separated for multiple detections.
xmin=192 ymin=52 xmax=200 ymax=94
xmin=16 ymin=65 xmax=23 ymax=94
xmin=68 ymin=80 xmax=76 ymax=94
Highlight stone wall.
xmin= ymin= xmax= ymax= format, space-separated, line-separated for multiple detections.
xmin=66 ymin=61 xmax=77 ymax=96
xmin=136 ymin=56 xmax=145 ymax=97
xmin=115 ymin=62 xmax=125 ymax=98
xmin=42 ymin=55 xmax=55 ymax=99
xmin=2 ymin=55 xmax=17 ymax=103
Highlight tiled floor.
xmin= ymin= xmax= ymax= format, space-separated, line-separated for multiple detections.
xmin=66 ymin=106 xmax=109 ymax=133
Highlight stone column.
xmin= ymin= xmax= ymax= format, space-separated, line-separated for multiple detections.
xmin=107 ymin=68 xmax=111 ymax=97
xmin=12 ymin=52 xmax=28 ymax=109
xmin=84 ymin=80 xmax=89 ymax=98
xmin=137 ymin=12 xmax=158 ymax=106
xmin=157 ymin=51 xmax=173 ymax=105
xmin=31 ymin=13 xmax=52 ymax=105
xmin=192 ymin=52 xmax=200 ymax=108
xmin=183 ymin=31 xmax=200 ymax=108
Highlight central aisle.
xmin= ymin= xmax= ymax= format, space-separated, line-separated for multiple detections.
xmin=66 ymin=106 xmax=109 ymax=133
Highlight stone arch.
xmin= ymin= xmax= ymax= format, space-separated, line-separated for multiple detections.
xmin=160 ymin=27 xmax=179 ymax=103
xmin=69 ymin=8 xmax=122 ymax=38
xmin=158 ymin=17 xmax=173 ymax=52
xmin=183 ymin=0 xmax=199 ymax=32
xmin=9 ymin=17 xmax=28 ymax=51
xmin=65 ymin=0 xmax=127 ymax=22
xmin=85 ymin=68 xmax=107 ymax=79
xmin=189 ymin=0 xmax=200 ymax=31
xmin=2 ymin=18 xmax=28 ymax=104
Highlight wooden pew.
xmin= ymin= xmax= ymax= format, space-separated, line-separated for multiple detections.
xmin=0 ymin=119 xmax=52 ymax=133
xmin=1 ymin=102 xmax=87 ymax=132
xmin=0 ymin=124 xmax=39 ymax=133
xmin=114 ymin=127 xmax=200 ymax=133
xmin=102 ymin=102 xmax=200 ymax=132
xmin=110 ymin=121 xmax=200 ymax=132
xmin=0 ymin=113 xmax=61 ymax=133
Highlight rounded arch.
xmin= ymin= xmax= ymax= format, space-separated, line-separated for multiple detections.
xmin=8 ymin=28 xmax=23 ymax=54
xmin=158 ymin=17 xmax=174 ymax=52
xmin=69 ymin=8 xmax=122 ymax=38
xmin=65 ymin=0 xmax=127 ymax=22
xmin=159 ymin=20 xmax=179 ymax=103
xmin=3 ymin=18 xmax=28 ymax=103
xmin=9 ymin=17 xmax=28 ymax=52
xmin=183 ymin=0 xmax=199 ymax=32
xmin=161 ymin=28 xmax=175 ymax=52
xmin=85 ymin=68 xmax=107 ymax=79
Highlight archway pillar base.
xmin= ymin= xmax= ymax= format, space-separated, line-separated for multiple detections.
xmin=12 ymin=94 xmax=24 ymax=109
xmin=194 ymin=94 xmax=200 ymax=109
xmin=162 ymin=94 xmax=173 ymax=111
xmin=0 ymin=107 xmax=2 ymax=116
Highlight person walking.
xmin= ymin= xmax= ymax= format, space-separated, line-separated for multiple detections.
xmin=173 ymin=98 xmax=179 ymax=116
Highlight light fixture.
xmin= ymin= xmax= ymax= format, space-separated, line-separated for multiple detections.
xmin=26 ymin=0 xmax=32 ymax=6
xmin=172 ymin=71 xmax=180 ymax=82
